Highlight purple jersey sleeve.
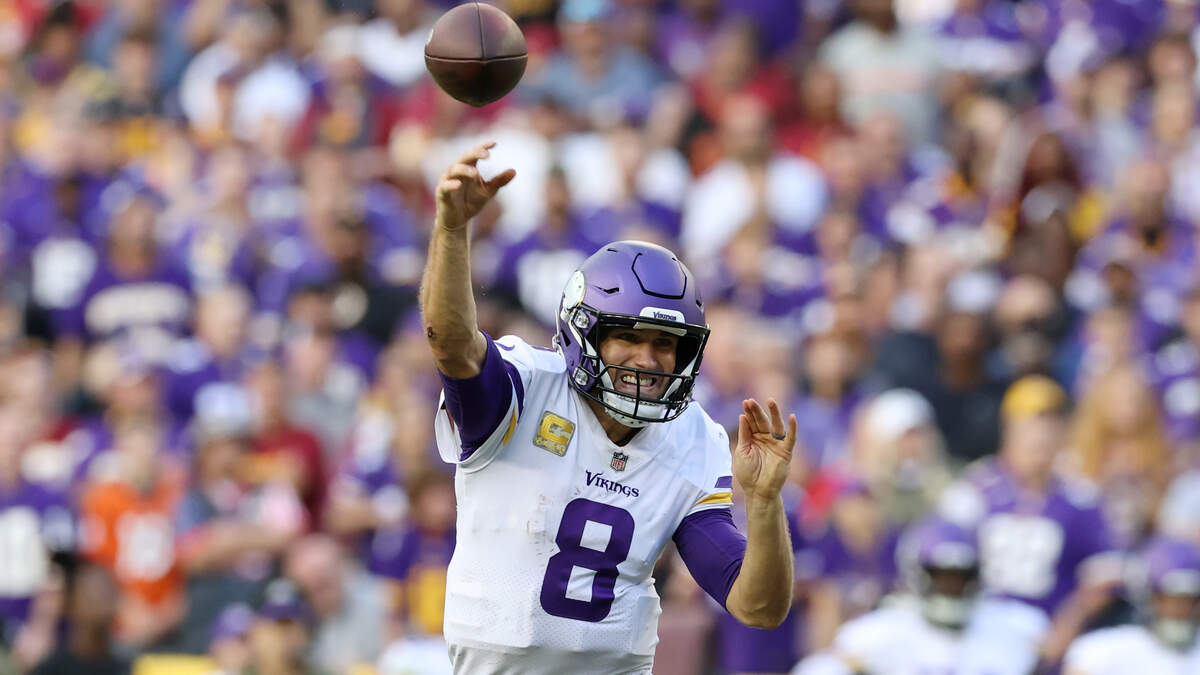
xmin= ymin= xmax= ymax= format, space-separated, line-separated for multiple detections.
xmin=673 ymin=508 xmax=747 ymax=608
xmin=439 ymin=333 xmax=525 ymax=461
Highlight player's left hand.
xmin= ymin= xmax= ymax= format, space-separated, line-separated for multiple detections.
xmin=733 ymin=398 xmax=797 ymax=504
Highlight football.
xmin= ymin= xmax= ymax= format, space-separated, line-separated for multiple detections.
xmin=424 ymin=2 xmax=528 ymax=107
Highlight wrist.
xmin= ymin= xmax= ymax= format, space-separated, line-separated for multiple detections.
xmin=742 ymin=490 xmax=782 ymax=513
xmin=435 ymin=213 xmax=469 ymax=232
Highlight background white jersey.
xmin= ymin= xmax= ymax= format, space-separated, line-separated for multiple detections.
xmin=1065 ymin=625 xmax=1200 ymax=674
xmin=792 ymin=596 xmax=1048 ymax=675
xmin=434 ymin=335 xmax=734 ymax=674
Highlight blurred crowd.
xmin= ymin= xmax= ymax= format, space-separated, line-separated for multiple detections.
xmin=1 ymin=0 xmax=1200 ymax=673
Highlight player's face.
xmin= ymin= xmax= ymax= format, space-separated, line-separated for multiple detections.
xmin=926 ymin=567 xmax=976 ymax=599
xmin=1002 ymin=412 xmax=1063 ymax=483
xmin=599 ymin=327 xmax=679 ymax=400
xmin=1155 ymin=592 xmax=1200 ymax=622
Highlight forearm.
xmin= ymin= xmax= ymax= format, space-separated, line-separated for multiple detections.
xmin=806 ymin=581 xmax=843 ymax=650
xmin=1038 ymin=585 xmax=1113 ymax=667
xmin=419 ymin=218 xmax=486 ymax=377
xmin=184 ymin=0 xmax=232 ymax=48
xmin=725 ymin=494 xmax=794 ymax=628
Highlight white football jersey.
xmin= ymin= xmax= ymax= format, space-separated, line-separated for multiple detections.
xmin=793 ymin=596 xmax=1048 ymax=675
xmin=434 ymin=336 xmax=734 ymax=674
xmin=1064 ymin=625 xmax=1200 ymax=674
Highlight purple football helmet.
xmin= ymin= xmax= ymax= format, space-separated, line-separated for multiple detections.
xmin=1147 ymin=537 xmax=1200 ymax=596
xmin=898 ymin=517 xmax=980 ymax=628
xmin=1143 ymin=537 xmax=1200 ymax=649
xmin=554 ymin=241 xmax=709 ymax=427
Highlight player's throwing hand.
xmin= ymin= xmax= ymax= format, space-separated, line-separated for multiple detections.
xmin=733 ymin=398 xmax=797 ymax=503
xmin=435 ymin=142 xmax=516 ymax=230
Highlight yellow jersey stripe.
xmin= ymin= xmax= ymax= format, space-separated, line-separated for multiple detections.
xmin=500 ymin=410 xmax=518 ymax=445
xmin=695 ymin=491 xmax=733 ymax=506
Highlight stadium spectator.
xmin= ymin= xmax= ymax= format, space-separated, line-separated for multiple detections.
xmin=208 ymin=603 xmax=253 ymax=675
xmin=357 ymin=0 xmax=437 ymax=90
xmin=777 ymin=63 xmax=848 ymax=161
xmin=988 ymin=275 xmax=1077 ymax=386
xmin=163 ymin=284 xmax=254 ymax=421
xmin=243 ymin=361 xmax=327 ymax=525
xmin=1068 ymin=363 xmax=1171 ymax=548
xmin=325 ymin=343 xmax=436 ymax=558
xmin=291 ymin=24 xmax=404 ymax=155
xmin=57 ymin=182 xmax=190 ymax=365
xmin=1074 ymin=159 xmax=1195 ymax=352
xmin=372 ymin=468 xmax=456 ymax=643
xmin=29 ymin=556 xmax=130 ymax=675
xmin=819 ymin=0 xmax=941 ymax=145
xmin=279 ymin=303 xmax=366 ymax=458
xmin=804 ymin=481 xmax=901 ymax=651
xmin=873 ymin=269 xmax=1008 ymax=462
xmin=79 ymin=414 xmax=185 ymax=648
xmin=681 ymin=93 xmax=827 ymax=285
xmin=170 ymin=145 xmax=262 ymax=294
xmin=521 ymin=0 xmax=665 ymax=125
xmin=791 ymin=327 xmax=871 ymax=470
xmin=243 ymin=579 xmax=329 ymax=675
xmin=173 ymin=404 xmax=303 ymax=654
xmin=283 ymin=534 xmax=389 ymax=674
xmin=654 ymin=0 xmax=725 ymax=82
xmin=940 ymin=375 xmax=1121 ymax=668
xmin=489 ymin=165 xmax=618 ymax=326
xmin=843 ymin=388 xmax=952 ymax=524
xmin=0 ymin=395 xmax=75 ymax=644
xmin=1148 ymin=285 xmax=1200 ymax=451
xmin=73 ymin=340 xmax=190 ymax=485
xmin=179 ymin=6 xmax=310 ymax=145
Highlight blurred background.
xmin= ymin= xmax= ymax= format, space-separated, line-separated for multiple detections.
xmin=0 ymin=0 xmax=1199 ymax=673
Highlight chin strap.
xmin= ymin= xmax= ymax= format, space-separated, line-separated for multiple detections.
xmin=597 ymin=370 xmax=664 ymax=428
xmin=922 ymin=594 xmax=974 ymax=630
xmin=1152 ymin=618 xmax=1200 ymax=651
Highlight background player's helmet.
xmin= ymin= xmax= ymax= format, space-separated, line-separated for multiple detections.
xmin=554 ymin=241 xmax=709 ymax=427
xmin=897 ymin=517 xmax=980 ymax=629
xmin=1141 ymin=537 xmax=1200 ymax=650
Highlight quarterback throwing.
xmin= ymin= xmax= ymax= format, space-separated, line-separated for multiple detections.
xmin=419 ymin=143 xmax=797 ymax=674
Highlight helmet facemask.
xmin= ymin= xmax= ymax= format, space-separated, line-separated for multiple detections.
xmin=917 ymin=564 xmax=979 ymax=630
xmin=558 ymin=305 xmax=708 ymax=427
xmin=1150 ymin=583 xmax=1200 ymax=651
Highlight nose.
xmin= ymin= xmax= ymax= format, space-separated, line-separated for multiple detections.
xmin=629 ymin=341 xmax=657 ymax=370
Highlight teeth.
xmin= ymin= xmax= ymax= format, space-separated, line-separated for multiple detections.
xmin=620 ymin=375 xmax=653 ymax=387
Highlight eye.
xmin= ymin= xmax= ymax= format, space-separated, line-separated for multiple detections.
xmin=614 ymin=332 xmax=639 ymax=343
xmin=654 ymin=337 xmax=676 ymax=350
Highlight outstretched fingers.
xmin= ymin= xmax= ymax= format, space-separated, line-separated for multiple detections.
xmin=456 ymin=141 xmax=495 ymax=166
xmin=737 ymin=413 xmax=751 ymax=454
xmin=743 ymin=399 xmax=771 ymax=435
xmin=766 ymin=399 xmax=788 ymax=440
xmin=445 ymin=162 xmax=481 ymax=184
xmin=486 ymin=168 xmax=517 ymax=192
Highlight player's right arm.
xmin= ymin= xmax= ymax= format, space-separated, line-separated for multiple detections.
xmin=421 ymin=143 xmax=521 ymax=470
xmin=419 ymin=141 xmax=515 ymax=378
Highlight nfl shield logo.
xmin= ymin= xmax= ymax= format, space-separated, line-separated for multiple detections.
xmin=610 ymin=452 xmax=629 ymax=472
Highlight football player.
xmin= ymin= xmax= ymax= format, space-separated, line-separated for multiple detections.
xmin=793 ymin=517 xmax=1047 ymax=675
xmin=1065 ymin=537 xmax=1200 ymax=674
xmin=420 ymin=143 xmax=798 ymax=673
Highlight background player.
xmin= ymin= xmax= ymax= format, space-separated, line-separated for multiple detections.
xmin=1065 ymin=537 xmax=1200 ymax=674
xmin=420 ymin=142 xmax=798 ymax=673
xmin=793 ymin=517 xmax=1047 ymax=675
